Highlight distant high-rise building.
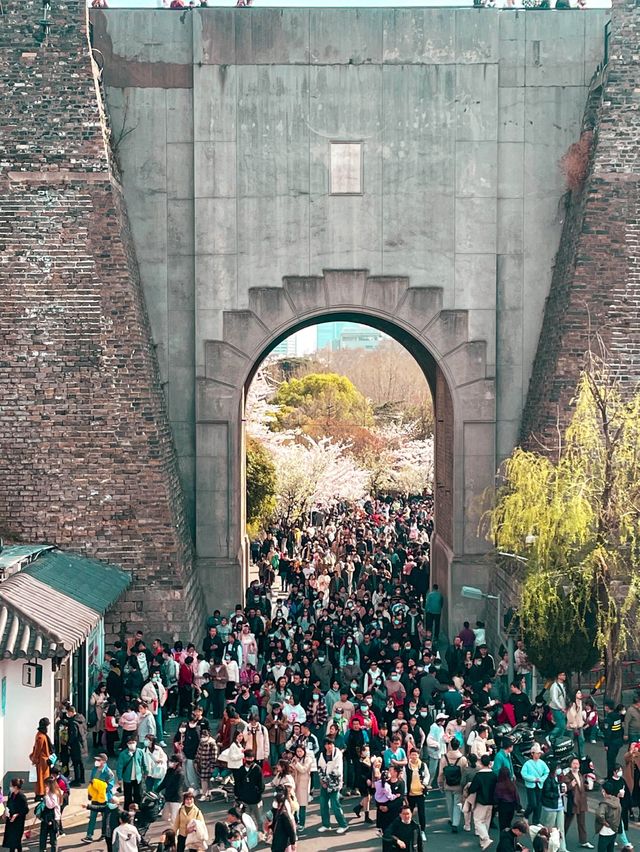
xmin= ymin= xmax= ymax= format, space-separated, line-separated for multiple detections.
xmin=316 ymin=321 xmax=383 ymax=352
xmin=271 ymin=335 xmax=298 ymax=357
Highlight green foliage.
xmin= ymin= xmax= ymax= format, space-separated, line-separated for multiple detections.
xmin=245 ymin=437 xmax=276 ymax=529
xmin=272 ymin=372 xmax=373 ymax=431
xmin=489 ymin=361 xmax=640 ymax=693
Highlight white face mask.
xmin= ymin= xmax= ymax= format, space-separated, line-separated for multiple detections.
xmin=127 ymin=743 xmax=136 ymax=752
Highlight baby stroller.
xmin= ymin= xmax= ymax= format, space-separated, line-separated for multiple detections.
xmin=136 ymin=791 xmax=165 ymax=850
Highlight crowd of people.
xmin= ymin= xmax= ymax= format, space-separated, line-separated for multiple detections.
xmin=5 ymin=496 xmax=640 ymax=852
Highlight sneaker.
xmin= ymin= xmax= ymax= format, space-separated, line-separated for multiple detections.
xmin=336 ymin=827 xmax=348 ymax=835
xmin=317 ymin=826 xmax=329 ymax=833
xmin=297 ymin=828 xmax=306 ymax=836
xmin=463 ymin=825 xmax=471 ymax=832
xmin=81 ymin=838 xmax=94 ymax=844
xmin=581 ymin=845 xmax=595 ymax=850
xmin=481 ymin=842 xmax=494 ymax=850
xmin=159 ymin=741 xmax=167 ymax=747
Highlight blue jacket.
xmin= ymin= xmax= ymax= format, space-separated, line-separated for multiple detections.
xmin=90 ymin=764 xmax=115 ymax=800
xmin=116 ymin=747 xmax=146 ymax=784
xmin=521 ymin=757 xmax=549 ymax=789
xmin=492 ymin=748 xmax=514 ymax=780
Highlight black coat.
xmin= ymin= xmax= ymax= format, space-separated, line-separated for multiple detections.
xmin=234 ymin=763 xmax=264 ymax=805
xmin=496 ymin=828 xmax=522 ymax=852
xmin=270 ymin=810 xmax=296 ymax=852
xmin=383 ymin=816 xmax=423 ymax=852
xmin=3 ymin=792 xmax=28 ymax=849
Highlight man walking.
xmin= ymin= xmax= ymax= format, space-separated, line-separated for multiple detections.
xmin=234 ymin=750 xmax=264 ymax=832
xmin=548 ymin=672 xmax=568 ymax=741
xmin=383 ymin=802 xmax=424 ymax=852
xmin=424 ymin=585 xmax=444 ymax=641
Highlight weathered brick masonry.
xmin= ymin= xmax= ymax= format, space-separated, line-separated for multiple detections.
xmin=521 ymin=0 xmax=640 ymax=447
xmin=0 ymin=1 xmax=205 ymax=640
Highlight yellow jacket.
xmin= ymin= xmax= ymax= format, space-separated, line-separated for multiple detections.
xmin=173 ymin=804 xmax=204 ymax=838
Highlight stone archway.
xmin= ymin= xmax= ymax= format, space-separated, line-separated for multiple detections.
xmin=196 ymin=270 xmax=496 ymax=630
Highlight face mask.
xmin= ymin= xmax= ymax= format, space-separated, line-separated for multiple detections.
xmin=420 ymin=711 xmax=428 ymax=717
xmin=347 ymin=660 xmax=354 ymax=666
xmin=179 ymin=726 xmax=187 ymax=733
xmin=351 ymin=681 xmax=358 ymax=689
xmin=318 ymin=657 xmax=325 ymax=663
xmin=127 ymin=744 xmax=136 ymax=752
xmin=366 ymin=697 xmax=373 ymax=705
xmin=391 ymin=674 xmax=399 ymax=681
xmin=94 ymin=760 xmax=102 ymax=767
xmin=312 ymin=694 xmax=319 ymax=701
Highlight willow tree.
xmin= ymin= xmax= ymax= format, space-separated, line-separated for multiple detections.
xmin=489 ymin=360 xmax=640 ymax=700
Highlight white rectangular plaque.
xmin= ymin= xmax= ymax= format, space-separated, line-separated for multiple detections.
xmin=330 ymin=141 xmax=363 ymax=195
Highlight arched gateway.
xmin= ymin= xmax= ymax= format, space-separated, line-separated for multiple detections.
xmin=88 ymin=6 xmax=610 ymax=636
xmin=197 ymin=269 xmax=495 ymax=631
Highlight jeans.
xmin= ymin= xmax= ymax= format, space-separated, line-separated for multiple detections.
xmin=407 ymin=795 xmax=425 ymax=831
xmin=123 ymin=780 xmax=142 ymax=810
xmin=211 ymin=689 xmax=226 ymax=720
xmin=425 ymin=613 xmax=441 ymax=640
xmin=498 ymin=802 xmax=517 ymax=830
xmin=524 ymin=787 xmax=543 ymax=824
xmin=39 ymin=822 xmax=57 ymax=852
xmin=154 ymin=709 xmax=164 ymax=741
xmin=542 ymin=809 xmax=567 ymax=852
xmin=86 ymin=808 xmax=107 ymax=839
xmin=598 ymin=835 xmax=615 ymax=852
xmin=443 ymin=791 xmax=462 ymax=828
xmin=427 ymin=757 xmax=440 ymax=786
xmin=242 ymin=802 xmax=263 ymax=833
xmin=550 ymin=709 xmax=567 ymax=740
xmin=270 ymin=742 xmax=284 ymax=767
xmin=572 ymin=728 xmax=585 ymax=758
xmin=183 ymin=758 xmax=200 ymax=791
xmin=606 ymin=741 xmax=623 ymax=777
xmin=319 ymin=788 xmax=347 ymax=829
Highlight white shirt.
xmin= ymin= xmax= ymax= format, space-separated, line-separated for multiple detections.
xmin=113 ymin=824 xmax=141 ymax=852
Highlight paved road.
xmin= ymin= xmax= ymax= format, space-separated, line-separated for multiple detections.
xmin=46 ymin=774 xmax=640 ymax=852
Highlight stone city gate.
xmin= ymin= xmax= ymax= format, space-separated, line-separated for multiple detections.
xmin=197 ymin=270 xmax=495 ymax=618
xmin=4 ymin=1 xmax=632 ymax=639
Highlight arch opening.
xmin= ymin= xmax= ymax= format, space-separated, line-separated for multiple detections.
xmin=196 ymin=270 xmax=495 ymax=634
xmin=241 ymin=311 xmax=454 ymax=614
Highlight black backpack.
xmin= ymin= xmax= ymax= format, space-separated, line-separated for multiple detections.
xmin=443 ymin=755 xmax=462 ymax=786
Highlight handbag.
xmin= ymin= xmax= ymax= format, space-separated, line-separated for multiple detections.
xmin=29 ymin=765 xmax=38 ymax=783
xmin=49 ymin=752 xmax=58 ymax=765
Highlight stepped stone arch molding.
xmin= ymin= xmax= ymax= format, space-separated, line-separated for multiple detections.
xmin=195 ymin=270 xmax=496 ymax=626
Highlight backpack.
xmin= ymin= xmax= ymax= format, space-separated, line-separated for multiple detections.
xmin=443 ymin=755 xmax=462 ymax=786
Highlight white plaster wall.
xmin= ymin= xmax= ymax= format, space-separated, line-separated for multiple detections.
xmin=0 ymin=659 xmax=55 ymax=784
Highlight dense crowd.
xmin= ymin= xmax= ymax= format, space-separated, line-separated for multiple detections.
xmin=7 ymin=496 xmax=640 ymax=852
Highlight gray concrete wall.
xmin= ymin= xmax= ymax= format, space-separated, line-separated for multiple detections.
xmin=92 ymin=6 xmax=609 ymax=613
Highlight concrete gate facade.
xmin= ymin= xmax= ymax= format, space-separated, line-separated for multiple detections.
xmin=199 ymin=271 xmax=494 ymax=622
xmin=90 ymin=6 xmax=611 ymax=626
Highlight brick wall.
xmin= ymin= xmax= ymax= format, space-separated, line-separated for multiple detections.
xmin=0 ymin=1 xmax=205 ymax=641
xmin=521 ymin=0 xmax=640 ymax=448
